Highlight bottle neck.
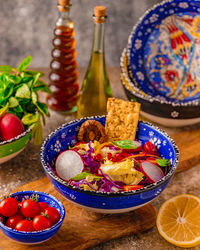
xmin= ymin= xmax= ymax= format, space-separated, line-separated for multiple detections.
xmin=92 ymin=20 xmax=106 ymax=53
xmin=56 ymin=10 xmax=71 ymax=26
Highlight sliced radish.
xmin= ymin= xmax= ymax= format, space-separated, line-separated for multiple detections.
xmin=140 ymin=161 xmax=164 ymax=183
xmin=55 ymin=150 xmax=84 ymax=181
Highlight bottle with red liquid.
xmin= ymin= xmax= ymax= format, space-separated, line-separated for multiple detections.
xmin=47 ymin=0 xmax=79 ymax=113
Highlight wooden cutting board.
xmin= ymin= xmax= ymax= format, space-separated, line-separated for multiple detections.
xmin=0 ymin=177 xmax=157 ymax=250
xmin=171 ymin=128 xmax=200 ymax=172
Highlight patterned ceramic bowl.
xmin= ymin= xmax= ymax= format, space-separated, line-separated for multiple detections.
xmin=0 ymin=129 xmax=32 ymax=164
xmin=0 ymin=191 xmax=65 ymax=244
xmin=127 ymin=0 xmax=200 ymax=102
xmin=40 ymin=116 xmax=179 ymax=214
xmin=121 ymin=48 xmax=200 ymax=127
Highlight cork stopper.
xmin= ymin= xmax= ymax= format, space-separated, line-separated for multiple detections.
xmin=57 ymin=0 xmax=70 ymax=12
xmin=94 ymin=6 xmax=107 ymax=23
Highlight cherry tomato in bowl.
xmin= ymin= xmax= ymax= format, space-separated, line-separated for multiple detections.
xmin=0 ymin=191 xmax=65 ymax=244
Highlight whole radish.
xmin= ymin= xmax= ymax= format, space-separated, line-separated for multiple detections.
xmin=0 ymin=113 xmax=24 ymax=141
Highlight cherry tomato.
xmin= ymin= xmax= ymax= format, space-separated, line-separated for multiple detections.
xmin=43 ymin=207 xmax=60 ymax=225
xmin=0 ymin=197 xmax=18 ymax=217
xmin=32 ymin=215 xmax=52 ymax=231
xmin=15 ymin=219 xmax=34 ymax=232
xmin=21 ymin=199 xmax=40 ymax=218
xmin=39 ymin=202 xmax=49 ymax=212
xmin=6 ymin=215 xmax=24 ymax=229
xmin=143 ymin=141 xmax=159 ymax=156
xmin=123 ymin=185 xmax=144 ymax=191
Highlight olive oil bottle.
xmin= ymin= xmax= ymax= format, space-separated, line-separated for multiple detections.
xmin=77 ymin=6 xmax=112 ymax=118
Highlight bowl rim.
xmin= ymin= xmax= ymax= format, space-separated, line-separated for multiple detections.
xmin=40 ymin=115 xmax=179 ymax=197
xmin=0 ymin=190 xmax=65 ymax=235
xmin=125 ymin=0 xmax=200 ymax=107
xmin=0 ymin=128 xmax=31 ymax=146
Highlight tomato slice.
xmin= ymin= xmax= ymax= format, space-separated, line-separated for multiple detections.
xmin=123 ymin=185 xmax=144 ymax=191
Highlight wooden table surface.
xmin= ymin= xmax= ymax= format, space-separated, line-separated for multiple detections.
xmin=0 ymin=68 xmax=200 ymax=250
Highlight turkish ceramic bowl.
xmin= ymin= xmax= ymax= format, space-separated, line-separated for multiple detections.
xmin=0 ymin=129 xmax=32 ymax=164
xmin=127 ymin=0 xmax=200 ymax=101
xmin=0 ymin=191 xmax=65 ymax=244
xmin=40 ymin=116 xmax=179 ymax=214
xmin=121 ymin=48 xmax=200 ymax=127
xmin=124 ymin=0 xmax=200 ymax=126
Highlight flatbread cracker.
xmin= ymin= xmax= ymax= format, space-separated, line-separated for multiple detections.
xmin=105 ymin=98 xmax=140 ymax=141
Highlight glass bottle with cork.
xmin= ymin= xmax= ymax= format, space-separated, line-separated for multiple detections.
xmin=77 ymin=6 xmax=112 ymax=118
xmin=47 ymin=0 xmax=79 ymax=113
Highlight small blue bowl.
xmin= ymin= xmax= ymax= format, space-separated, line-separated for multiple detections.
xmin=0 ymin=191 xmax=65 ymax=244
xmin=40 ymin=116 xmax=179 ymax=213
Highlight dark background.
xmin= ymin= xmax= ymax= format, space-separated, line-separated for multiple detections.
xmin=0 ymin=0 xmax=160 ymax=67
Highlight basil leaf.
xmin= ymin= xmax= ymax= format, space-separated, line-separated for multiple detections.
xmin=15 ymin=84 xmax=31 ymax=99
xmin=156 ymin=159 xmax=169 ymax=167
xmin=9 ymin=97 xmax=19 ymax=108
xmin=22 ymin=113 xmax=39 ymax=125
xmin=113 ymin=140 xmax=137 ymax=149
xmin=72 ymin=172 xmax=102 ymax=181
xmin=17 ymin=55 xmax=32 ymax=72
xmin=0 ymin=65 xmax=14 ymax=74
xmin=8 ymin=75 xmax=21 ymax=84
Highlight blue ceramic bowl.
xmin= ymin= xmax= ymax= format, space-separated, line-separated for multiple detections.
xmin=0 ymin=191 xmax=65 ymax=244
xmin=40 ymin=116 xmax=179 ymax=213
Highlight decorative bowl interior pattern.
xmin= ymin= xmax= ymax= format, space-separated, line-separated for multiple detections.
xmin=127 ymin=0 xmax=200 ymax=103
xmin=0 ymin=129 xmax=32 ymax=164
xmin=120 ymin=48 xmax=200 ymax=126
xmin=0 ymin=191 xmax=65 ymax=244
xmin=40 ymin=116 xmax=179 ymax=213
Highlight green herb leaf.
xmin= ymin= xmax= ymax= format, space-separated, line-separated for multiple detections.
xmin=9 ymin=97 xmax=19 ymax=108
xmin=156 ymin=158 xmax=169 ymax=167
xmin=30 ymin=116 xmax=43 ymax=146
xmin=0 ymin=103 xmax=9 ymax=116
xmin=15 ymin=84 xmax=31 ymax=99
xmin=31 ymin=91 xmax=38 ymax=104
xmin=33 ymin=80 xmax=51 ymax=94
xmin=17 ymin=55 xmax=32 ymax=72
xmin=22 ymin=113 xmax=39 ymax=125
xmin=112 ymin=140 xmax=137 ymax=149
xmin=71 ymin=172 xmax=102 ymax=181
xmin=25 ymin=70 xmax=44 ymax=77
xmin=0 ymin=65 xmax=14 ymax=74
xmin=36 ymin=102 xmax=49 ymax=116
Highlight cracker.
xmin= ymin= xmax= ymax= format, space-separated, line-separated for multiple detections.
xmin=105 ymin=98 xmax=140 ymax=141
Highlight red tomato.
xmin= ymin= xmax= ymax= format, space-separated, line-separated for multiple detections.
xmin=32 ymin=215 xmax=52 ymax=231
xmin=43 ymin=207 xmax=60 ymax=225
xmin=123 ymin=185 xmax=144 ymax=191
xmin=143 ymin=141 xmax=159 ymax=156
xmin=21 ymin=199 xmax=40 ymax=218
xmin=6 ymin=215 xmax=24 ymax=229
xmin=15 ymin=220 xmax=34 ymax=232
xmin=0 ymin=197 xmax=18 ymax=217
xmin=39 ymin=202 xmax=49 ymax=212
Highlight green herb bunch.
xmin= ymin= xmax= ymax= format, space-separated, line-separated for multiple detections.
xmin=0 ymin=55 xmax=51 ymax=145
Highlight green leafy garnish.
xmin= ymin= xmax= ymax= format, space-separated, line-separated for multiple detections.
xmin=0 ymin=55 xmax=50 ymax=145
xmin=71 ymin=172 xmax=102 ymax=181
xmin=112 ymin=140 xmax=137 ymax=149
xmin=156 ymin=158 xmax=169 ymax=167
